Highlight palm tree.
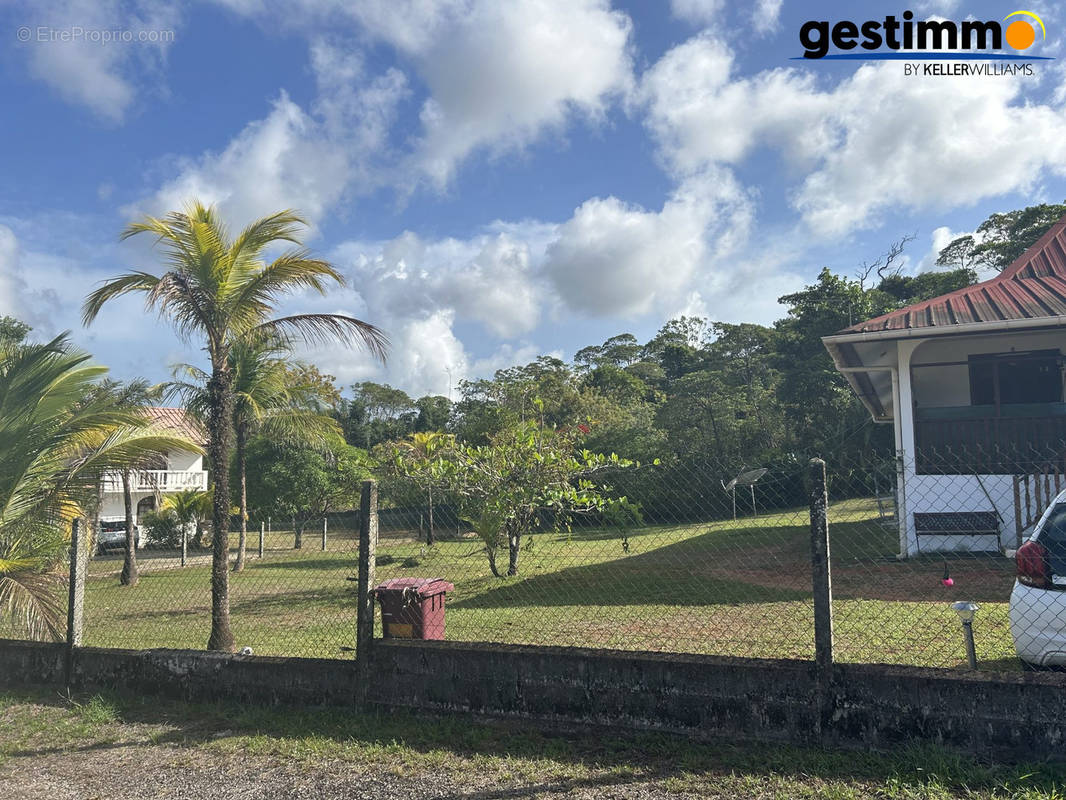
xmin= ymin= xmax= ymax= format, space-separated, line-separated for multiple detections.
xmin=103 ymin=379 xmax=164 ymax=587
xmin=171 ymin=337 xmax=341 ymax=572
xmin=164 ymin=488 xmax=212 ymax=552
xmin=82 ymin=202 xmax=387 ymax=651
xmin=0 ymin=336 xmax=192 ymax=639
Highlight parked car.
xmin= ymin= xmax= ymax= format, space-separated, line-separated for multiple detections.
xmin=96 ymin=519 xmax=141 ymax=554
xmin=1009 ymin=489 xmax=1066 ymax=668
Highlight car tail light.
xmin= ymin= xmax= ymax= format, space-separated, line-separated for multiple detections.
xmin=1017 ymin=541 xmax=1050 ymax=588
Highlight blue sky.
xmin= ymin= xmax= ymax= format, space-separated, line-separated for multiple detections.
xmin=1 ymin=0 xmax=1064 ymax=397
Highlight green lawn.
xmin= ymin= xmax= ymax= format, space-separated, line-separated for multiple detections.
xmin=81 ymin=497 xmax=1019 ymax=670
xmin=2 ymin=688 xmax=1064 ymax=799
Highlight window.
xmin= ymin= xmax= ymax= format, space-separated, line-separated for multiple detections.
xmin=968 ymin=349 xmax=1062 ymax=409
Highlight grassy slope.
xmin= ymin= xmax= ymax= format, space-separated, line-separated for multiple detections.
xmin=81 ymin=498 xmax=1019 ymax=668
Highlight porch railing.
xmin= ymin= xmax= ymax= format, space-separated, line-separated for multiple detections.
xmin=101 ymin=470 xmax=208 ymax=493
xmin=915 ymin=410 xmax=1066 ymax=475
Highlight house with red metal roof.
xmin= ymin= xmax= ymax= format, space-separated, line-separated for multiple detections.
xmin=823 ymin=216 xmax=1066 ymax=557
xmin=97 ymin=407 xmax=208 ymax=536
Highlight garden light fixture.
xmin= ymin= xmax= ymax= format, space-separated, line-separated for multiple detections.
xmin=951 ymin=601 xmax=979 ymax=669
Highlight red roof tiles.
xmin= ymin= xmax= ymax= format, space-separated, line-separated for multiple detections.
xmin=839 ymin=215 xmax=1066 ymax=334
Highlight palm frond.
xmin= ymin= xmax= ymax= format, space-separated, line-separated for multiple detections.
xmin=255 ymin=314 xmax=389 ymax=363
xmin=229 ymin=210 xmax=307 ymax=263
xmin=81 ymin=272 xmax=161 ymax=327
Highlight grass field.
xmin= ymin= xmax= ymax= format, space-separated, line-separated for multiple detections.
xmin=79 ymin=497 xmax=1020 ymax=670
xmin=3 ymin=688 xmax=1065 ymax=799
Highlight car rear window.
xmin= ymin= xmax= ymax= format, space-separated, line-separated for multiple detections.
xmin=100 ymin=521 xmax=127 ymax=532
xmin=1037 ymin=504 xmax=1066 ymax=576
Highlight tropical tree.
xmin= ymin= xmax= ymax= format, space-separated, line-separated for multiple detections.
xmin=391 ymin=431 xmax=454 ymax=545
xmin=0 ymin=336 xmax=190 ymax=639
xmin=82 ymin=202 xmax=387 ymax=651
xmin=432 ymin=419 xmax=638 ymax=577
xmin=163 ymin=488 xmax=212 ymax=550
xmin=936 ymin=202 xmax=1066 ymax=272
xmin=244 ymin=433 xmax=370 ymax=547
xmin=170 ymin=338 xmax=342 ymax=572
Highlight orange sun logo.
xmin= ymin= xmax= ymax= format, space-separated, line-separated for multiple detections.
xmin=1004 ymin=10 xmax=1046 ymax=50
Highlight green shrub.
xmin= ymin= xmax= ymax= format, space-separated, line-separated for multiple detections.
xmin=141 ymin=509 xmax=184 ymax=549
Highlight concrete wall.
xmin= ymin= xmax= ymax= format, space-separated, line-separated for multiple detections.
xmin=4 ymin=638 xmax=1066 ymax=760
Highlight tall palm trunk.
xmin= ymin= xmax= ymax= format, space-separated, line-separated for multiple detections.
xmin=120 ymin=470 xmax=139 ymax=586
xmin=206 ymin=365 xmax=236 ymax=652
xmin=233 ymin=422 xmax=248 ymax=572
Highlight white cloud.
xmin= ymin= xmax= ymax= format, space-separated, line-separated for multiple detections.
xmin=15 ymin=0 xmax=179 ymax=122
xmin=670 ymin=0 xmax=782 ymax=35
xmin=543 ymin=170 xmax=753 ymax=317
xmin=640 ymin=35 xmax=1066 ymax=236
xmin=793 ymin=67 xmax=1066 ymax=236
xmin=129 ymin=45 xmax=408 ymax=228
xmin=139 ymin=94 xmax=345 ymax=227
xmin=0 ymin=225 xmax=63 ymax=329
xmin=670 ymin=0 xmax=723 ymax=27
xmin=391 ymin=0 xmax=634 ymax=188
xmin=336 ymin=229 xmax=543 ymax=339
xmin=211 ymin=0 xmax=634 ymax=190
xmin=285 ymin=226 xmax=550 ymax=396
xmin=752 ymin=0 xmax=783 ymax=32
xmin=912 ymin=0 xmax=962 ymax=14
xmin=0 ymin=226 xmax=23 ymax=319
xmin=640 ymin=35 xmax=835 ymax=174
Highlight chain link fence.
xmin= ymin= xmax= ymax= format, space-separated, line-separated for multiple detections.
xmin=10 ymin=446 xmax=1066 ymax=673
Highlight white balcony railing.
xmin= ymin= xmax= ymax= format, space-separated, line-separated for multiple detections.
xmin=101 ymin=470 xmax=208 ymax=493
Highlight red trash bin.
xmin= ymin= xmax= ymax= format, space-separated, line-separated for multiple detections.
xmin=373 ymin=577 xmax=455 ymax=640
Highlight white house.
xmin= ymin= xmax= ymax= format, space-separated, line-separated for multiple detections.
xmin=98 ymin=407 xmax=208 ymax=524
xmin=823 ymin=217 xmax=1066 ymax=558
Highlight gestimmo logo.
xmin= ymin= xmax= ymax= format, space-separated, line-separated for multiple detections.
xmin=798 ymin=9 xmax=1049 ymax=60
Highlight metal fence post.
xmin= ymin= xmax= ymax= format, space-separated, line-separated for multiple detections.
xmin=181 ymin=525 xmax=187 ymax=568
xmin=809 ymin=458 xmax=834 ymax=672
xmin=258 ymin=521 xmax=265 ymax=559
xmin=356 ymin=481 xmax=378 ymax=681
xmin=65 ymin=518 xmax=87 ymax=687
xmin=322 ymin=516 xmax=328 ymax=551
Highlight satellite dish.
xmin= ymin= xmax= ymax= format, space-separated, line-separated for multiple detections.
xmin=722 ymin=468 xmax=768 ymax=520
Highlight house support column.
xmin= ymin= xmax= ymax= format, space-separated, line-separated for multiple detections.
xmin=896 ymin=339 xmax=922 ymax=558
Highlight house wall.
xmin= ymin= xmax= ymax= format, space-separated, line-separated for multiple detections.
xmin=97 ymin=449 xmax=206 ymax=523
xmin=911 ymin=331 xmax=1066 ymax=409
xmin=894 ymin=331 xmax=1066 ymax=556
xmin=100 ymin=492 xmax=157 ymax=522
xmin=167 ymin=449 xmax=203 ymax=472
xmin=899 ymin=474 xmax=1015 ymax=554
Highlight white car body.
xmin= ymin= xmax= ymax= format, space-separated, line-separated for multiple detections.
xmin=96 ymin=519 xmax=141 ymax=553
xmin=1009 ymin=488 xmax=1066 ymax=667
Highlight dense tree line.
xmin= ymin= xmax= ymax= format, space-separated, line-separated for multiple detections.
xmin=328 ymin=262 xmax=973 ymax=475
xmin=275 ymin=202 xmax=1064 ymax=526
